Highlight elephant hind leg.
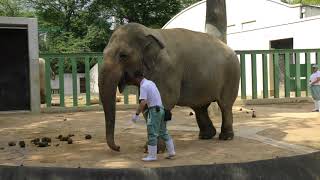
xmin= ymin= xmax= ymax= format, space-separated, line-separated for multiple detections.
xmin=192 ymin=104 xmax=216 ymax=139
xmin=217 ymin=101 xmax=234 ymax=140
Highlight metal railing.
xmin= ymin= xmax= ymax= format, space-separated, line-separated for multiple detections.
xmin=236 ymin=49 xmax=320 ymax=99
xmin=40 ymin=49 xmax=320 ymax=108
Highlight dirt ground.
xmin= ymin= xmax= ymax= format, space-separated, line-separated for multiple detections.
xmin=0 ymin=103 xmax=319 ymax=169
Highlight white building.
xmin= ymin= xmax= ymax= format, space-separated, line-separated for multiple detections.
xmin=164 ymin=0 xmax=320 ymax=97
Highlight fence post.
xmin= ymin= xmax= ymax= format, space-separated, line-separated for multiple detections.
xmin=262 ymin=53 xmax=269 ymax=98
xmin=295 ymin=53 xmax=301 ymax=97
xmin=306 ymin=52 xmax=311 ymax=97
xmin=124 ymin=87 xmax=129 ymax=104
xmin=284 ymin=52 xmax=291 ymax=98
xmin=71 ymin=57 xmax=78 ymax=107
xmin=273 ymin=53 xmax=280 ymax=98
xmin=251 ymin=53 xmax=257 ymax=99
xmin=317 ymin=51 xmax=320 ymax=68
xmin=58 ymin=57 xmax=65 ymax=107
xmin=240 ymin=54 xmax=246 ymax=99
xmin=85 ymin=56 xmax=91 ymax=106
xmin=44 ymin=57 xmax=52 ymax=107
xmin=98 ymin=56 xmax=103 ymax=105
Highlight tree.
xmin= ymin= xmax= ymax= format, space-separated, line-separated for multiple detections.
xmin=0 ymin=0 xmax=33 ymax=17
xmin=282 ymin=0 xmax=320 ymax=5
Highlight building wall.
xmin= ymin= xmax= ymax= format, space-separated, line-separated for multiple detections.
xmin=51 ymin=73 xmax=85 ymax=95
xmin=163 ymin=0 xmax=320 ymax=97
xmin=305 ymin=6 xmax=320 ymax=17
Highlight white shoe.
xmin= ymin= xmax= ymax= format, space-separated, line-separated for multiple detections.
xmin=142 ymin=145 xmax=157 ymax=161
xmin=165 ymin=139 xmax=176 ymax=157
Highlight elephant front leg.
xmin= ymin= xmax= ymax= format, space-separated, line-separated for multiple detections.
xmin=193 ymin=105 xmax=216 ymax=139
xmin=218 ymin=104 xmax=234 ymax=140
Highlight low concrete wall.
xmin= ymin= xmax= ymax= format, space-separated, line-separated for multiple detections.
xmin=0 ymin=152 xmax=319 ymax=180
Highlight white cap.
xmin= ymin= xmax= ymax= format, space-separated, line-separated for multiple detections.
xmin=312 ymin=64 xmax=318 ymax=68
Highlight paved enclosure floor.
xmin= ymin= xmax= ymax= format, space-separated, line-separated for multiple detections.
xmin=0 ymin=103 xmax=319 ymax=169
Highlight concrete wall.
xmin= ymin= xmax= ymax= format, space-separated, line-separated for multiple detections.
xmin=51 ymin=73 xmax=85 ymax=95
xmin=0 ymin=152 xmax=319 ymax=180
xmin=163 ymin=1 xmax=320 ymax=97
xmin=0 ymin=17 xmax=40 ymax=113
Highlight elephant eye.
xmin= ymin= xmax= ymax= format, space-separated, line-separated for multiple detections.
xmin=119 ymin=52 xmax=128 ymax=61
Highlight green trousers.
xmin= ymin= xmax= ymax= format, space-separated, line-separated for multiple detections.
xmin=143 ymin=107 xmax=171 ymax=146
xmin=311 ymin=85 xmax=320 ymax=101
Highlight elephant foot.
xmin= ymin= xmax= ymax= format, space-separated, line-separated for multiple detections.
xmin=219 ymin=131 xmax=234 ymax=140
xmin=198 ymin=128 xmax=216 ymax=139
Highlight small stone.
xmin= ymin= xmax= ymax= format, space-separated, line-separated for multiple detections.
xmin=41 ymin=137 xmax=51 ymax=143
xmin=60 ymin=136 xmax=69 ymax=141
xmin=116 ymin=97 xmax=121 ymax=102
xmin=67 ymin=138 xmax=73 ymax=144
xmin=63 ymin=118 xmax=67 ymax=121
xmin=252 ymin=111 xmax=256 ymax=118
xmin=251 ymin=108 xmax=254 ymax=110
xmin=55 ymin=144 xmax=60 ymax=147
xmin=246 ymin=111 xmax=249 ymax=114
xmin=31 ymin=138 xmax=40 ymax=145
xmin=68 ymin=134 xmax=75 ymax=137
xmin=85 ymin=134 xmax=92 ymax=140
xmin=56 ymin=135 xmax=63 ymax=139
xmin=8 ymin=141 xmax=16 ymax=146
xmin=38 ymin=141 xmax=48 ymax=147
xmin=239 ymin=108 xmax=242 ymax=111
xmin=19 ymin=141 xmax=26 ymax=148
xmin=0 ymin=147 xmax=4 ymax=150
xmin=189 ymin=112 xmax=194 ymax=116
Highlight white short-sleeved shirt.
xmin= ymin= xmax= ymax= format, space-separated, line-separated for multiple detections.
xmin=139 ymin=78 xmax=163 ymax=107
xmin=310 ymin=70 xmax=320 ymax=85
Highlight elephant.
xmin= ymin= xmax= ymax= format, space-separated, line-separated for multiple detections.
xmin=98 ymin=23 xmax=240 ymax=151
xmin=39 ymin=58 xmax=55 ymax=104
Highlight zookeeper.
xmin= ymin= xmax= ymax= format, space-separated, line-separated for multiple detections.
xmin=131 ymin=70 xmax=176 ymax=161
xmin=309 ymin=64 xmax=320 ymax=112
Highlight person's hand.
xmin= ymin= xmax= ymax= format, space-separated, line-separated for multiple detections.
xmin=131 ymin=114 xmax=139 ymax=123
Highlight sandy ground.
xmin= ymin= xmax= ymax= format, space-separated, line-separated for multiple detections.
xmin=0 ymin=103 xmax=319 ymax=169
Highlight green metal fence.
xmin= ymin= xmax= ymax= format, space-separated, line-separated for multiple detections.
xmin=40 ymin=49 xmax=320 ymax=108
xmin=236 ymin=48 xmax=320 ymax=100
xmin=40 ymin=53 xmax=139 ymax=108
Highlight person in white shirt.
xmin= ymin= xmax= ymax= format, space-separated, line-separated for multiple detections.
xmin=309 ymin=64 xmax=320 ymax=112
xmin=131 ymin=71 xmax=175 ymax=161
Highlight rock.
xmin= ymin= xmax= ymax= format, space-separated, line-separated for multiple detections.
xmin=56 ymin=135 xmax=63 ymax=139
xmin=85 ymin=134 xmax=92 ymax=140
xmin=31 ymin=138 xmax=40 ymax=145
xmin=239 ymin=108 xmax=242 ymax=111
xmin=116 ymin=97 xmax=121 ymax=102
xmin=0 ymin=147 xmax=4 ymax=150
xmin=63 ymin=118 xmax=67 ymax=121
xmin=67 ymin=138 xmax=73 ymax=144
xmin=189 ymin=112 xmax=194 ymax=116
xmin=68 ymin=134 xmax=75 ymax=137
xmin=55 ymin=144 xmax=60 ymax=147
xmin=8 ymin=141 xmax=16 ymax=146
xmin=38 ymin=141 xmax=48 ymax=147
xmin=60 ymin=136 xmax=69 ymax=141
xmin=19 ymin=141 xmax=26 ymax=148
xmin=41 ymin=137 xmax=51 ymax=143
xmin=246 ymin=111 xmax=249 ymax=114
xmin=252 ymin=111 xmax=257 ymax=118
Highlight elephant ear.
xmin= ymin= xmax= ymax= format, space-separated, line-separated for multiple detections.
xmin=142 ymin=31 xmax=165 ymax=74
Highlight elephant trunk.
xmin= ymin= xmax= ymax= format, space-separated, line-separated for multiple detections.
xmin=98 ymin=64 xmax=121 ymax=151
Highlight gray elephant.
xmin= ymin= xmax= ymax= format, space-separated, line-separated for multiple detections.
xmin=99 ymin=23 xmax=240 ymax=151
xmin=39 ymin=58 xmax=55 ymax=104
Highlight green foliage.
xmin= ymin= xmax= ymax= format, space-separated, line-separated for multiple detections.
xmin=282 ymin=0 xmax=320 ymax=5
xmin=3 ymin=0 xmax=199 ymax=72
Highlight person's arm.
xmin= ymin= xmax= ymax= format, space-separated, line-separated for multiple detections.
xmin=136 ymin=100 xmax=147 ymax=115
xmin=311 ymin=73 xmax=320 ymax=85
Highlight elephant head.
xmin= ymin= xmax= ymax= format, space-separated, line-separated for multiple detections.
xmin=98 ymin=23 xmax=165 ymax=151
